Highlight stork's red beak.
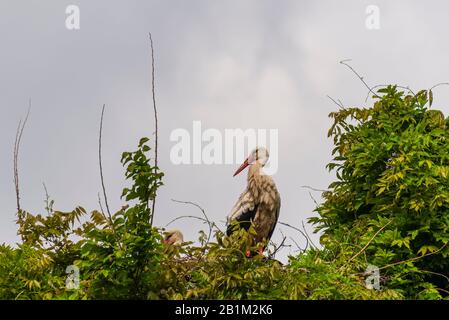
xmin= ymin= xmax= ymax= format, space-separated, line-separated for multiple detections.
xmin=233 ymin=158 xmax=250 ymax=177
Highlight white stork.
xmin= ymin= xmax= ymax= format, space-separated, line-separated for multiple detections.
xmin=163 ymin=229 xmax=184 ymax=245
xmin=226 ymin=147 xmax=281 ymax=256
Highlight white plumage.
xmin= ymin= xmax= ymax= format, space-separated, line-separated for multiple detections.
xmin=227 ymin=148 xmax=281 ymax=250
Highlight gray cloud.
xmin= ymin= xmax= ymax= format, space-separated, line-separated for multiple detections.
xmin=2 ymin=0 xmax=449 ymax=262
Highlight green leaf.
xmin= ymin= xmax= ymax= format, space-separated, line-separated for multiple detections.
xmin=139 ymin=137 xmax=150 ymax=147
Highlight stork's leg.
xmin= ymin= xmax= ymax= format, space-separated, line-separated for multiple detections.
xmin=245 ymin=246 xmax=265 ymax=258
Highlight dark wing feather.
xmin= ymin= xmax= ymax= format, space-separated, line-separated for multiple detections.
xmin=266 ymin=202 xmax=280 ymax=241
xmin=226 ymin=204 xmax=258 ymax=236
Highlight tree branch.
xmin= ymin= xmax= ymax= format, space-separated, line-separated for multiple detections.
xmin=171 ymin=199 xmax=219 ymax=245
xmin=13 ymin=101 xmax=31 ymax=213
xmin=165 ymin=215 xmax=213 ymax=229
xmin=377 ymin=241 xmax=448 ymax=272
xmin=430 ymin=82 xmax=449 ymax=91
xmin=269 ymin=233 xmax=288 ymax=259
xmin=347 ymin=220 xmax=392 ymax=264
xmin=300 ymin=185 xmax=328 ymax=193
xmin=278 ymin=221 xmax=309 ymax=252
xmin=365 ymin=84 xmax=416 ymax=102
xmin=98 ymin=104 xmax=112 ymax=222
xmin=289 ymin=236 xmax=304 ymax=252
xmin=339 ymin=59 xmax=380 ymax=99
xmin=149 ymin=32 xmax=159 ymax=227
xmin=42 ymin=182 xmax=53 ymax=215
xmin=326 ymin=95 xmax=344 ymax=109
xmin=302 ymin=220 xmax=318 ymax=249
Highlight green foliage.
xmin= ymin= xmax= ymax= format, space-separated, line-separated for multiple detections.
xmin=77 ymin=137 xmax=165 ymax=299
xmin=0 ymin=137 xmax=166 ymax=300
xmin=156 ymin=229 xmax=401 ymax=300
xmin=121 ymin=137 xmax=164 ymax=206
xmin=312 ymin=86 xmax=449 ymax=298
xmin=1 ymin=88 xmax=448 ymax=300
xmin=16 ymin=206 xmax=85 ymax=267
xmin=0 ymin=244 xmax=64 ymax=299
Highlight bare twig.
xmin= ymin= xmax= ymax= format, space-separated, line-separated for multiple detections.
xmin=13 ymin=121 xmax=21 ymax=211
xmin=365 ymin=84 xmax=416 ymax=102
xmin=149 ymin=32 xmax=159 ymax=227
xmin=354 ymin=242 xmax=449 ymax=280
xmin=300 ymin=185 xmax=328 ymax=193
xmin=42 ymin=182 xmax=53 ymax=215
xmin=430 ymin=82 xmax=449 ymax=91
xmin=171 ymin=199 xmax=216 ymax=245
xmin=98 ymin=190 xmax=123 ymax=249
xmin=165 ymin=215 xmax=221 ymax=231
xmin=165 ymin=215 xmax=212 ymax=228
xmin=428 ymin=82 xmax=449 ymax=107
xmin=340 ymin=59 xmax=380 ymax=99
xmin=13 ymin=101 xmax=31 ymax=213
xmin=337 ymin=242 xmax=368 ymax=263
xmin=435 ymin=288 xmax=449 ymax=295
xmin=98 ymin=104 xmax=112 ymax=223
xmin=278 ymin=221 xmax=309 ymax=252
xmin=97 ymin=105 xmax=123 ymax=248
xmin=270 ymin=234 xmax=288 ymax=258
xmin=377 ymin=241 xmax=448 ymax=272
xmin=307 ymin=191 xmax=319 ymax=207
xmin=97 ymin=192 xmax=106 ymax=219
xmin=302 ymin=220 xmax=318 ymax=249
xmin=287 ymin=236 xmax=303 ymax=252
xmin=418 ymin=269 xmax=449 ymax=284
xmin=42 ymin=182 xmax=49 ymax=200
xmin=347 ymin=220 xmax=392 ymax=264
xmin=326 ymin=95 xmax=344 ymax=109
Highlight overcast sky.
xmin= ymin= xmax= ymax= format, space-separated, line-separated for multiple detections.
xmin=2 ymin=0 xmax=449 ymax=263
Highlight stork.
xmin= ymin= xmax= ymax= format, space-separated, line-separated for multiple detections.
xmin=163 ymin=229 xmax=184 ymax=245
xmin=226 ymin=147 xmax=281 ymax=256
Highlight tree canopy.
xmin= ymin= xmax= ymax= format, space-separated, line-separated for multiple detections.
xmin=1 ymin=86 xmax=448 ymax=299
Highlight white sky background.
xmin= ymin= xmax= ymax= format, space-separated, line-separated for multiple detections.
xmin=2 ymin=0 xmax=449 ymax=263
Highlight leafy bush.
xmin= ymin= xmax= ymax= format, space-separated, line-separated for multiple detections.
xmin=77 ymin=137 xmax=164 ymax=299
xmin=0 ymin=138 xmax=165 ymax=300
xmin=312 ymin=86 xmax=449 ymax=298
xmin=1 ymin=87 xmax=448 ymax=299
xmin=154 ymin=227 xmax=401 ymax=300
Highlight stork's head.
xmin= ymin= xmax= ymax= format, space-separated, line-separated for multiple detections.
xmin=233 ymin=147 xmax=269 ymax=177
xmin=163 ymin=229 xmax=184 ymax=245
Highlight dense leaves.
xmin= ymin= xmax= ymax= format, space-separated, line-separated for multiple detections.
xmin=1 ymin=88 xmax=448 ymax=299
xmin=312 ymin=86 xmax=449 ymax=298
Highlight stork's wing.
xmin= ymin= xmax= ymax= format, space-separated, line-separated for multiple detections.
xmin=226 ymin=190 xmax=257 ymax=236
xmin=266 ymin=197 xmax=281 ymax=241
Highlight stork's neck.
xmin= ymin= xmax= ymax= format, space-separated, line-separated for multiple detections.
xmin=247 ymin=161 xmax=266 ymax=198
